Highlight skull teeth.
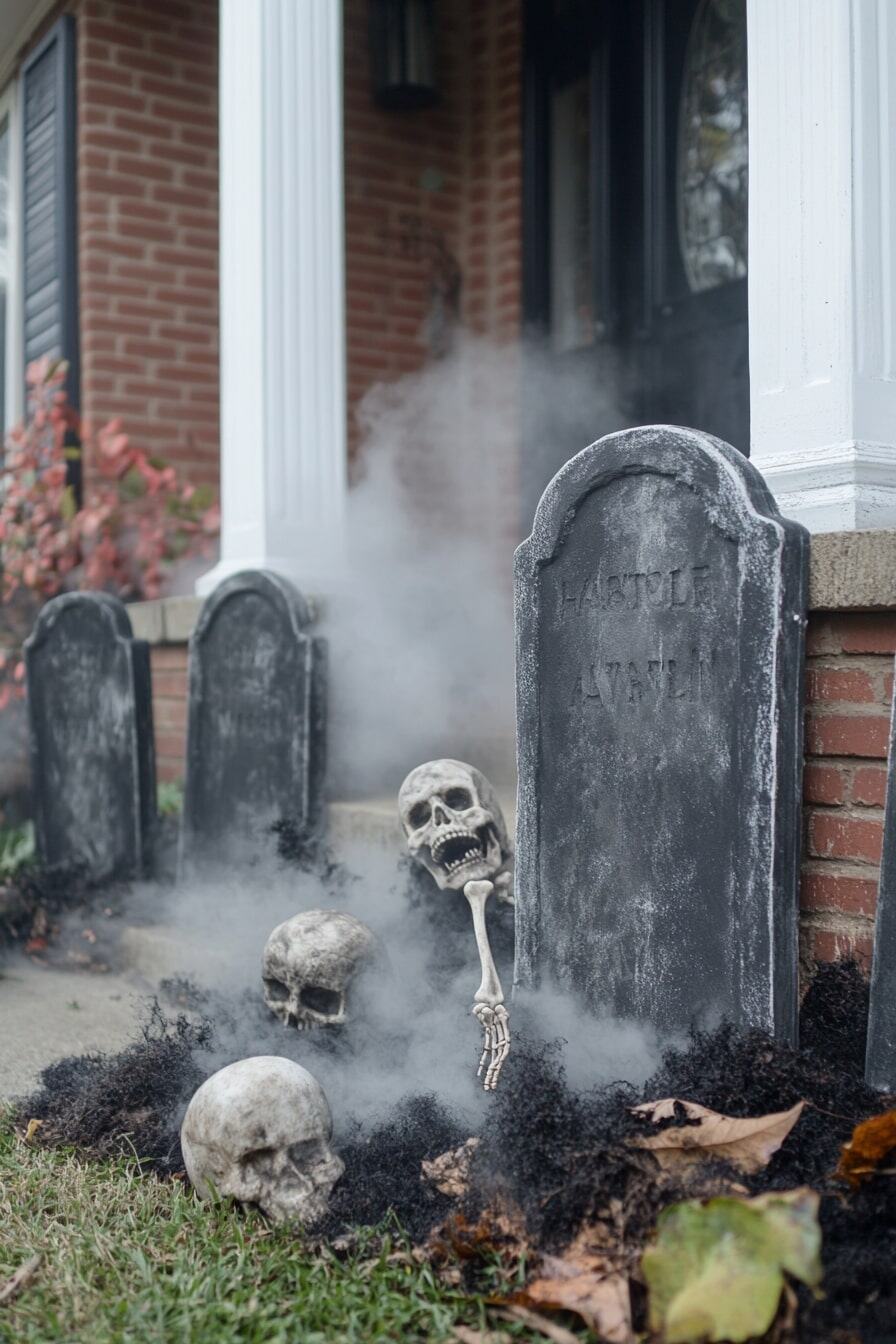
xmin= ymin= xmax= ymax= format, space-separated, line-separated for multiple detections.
xmin=445 ymin=848 xmax=482 ymax=873
xmin=431 ymin=826 xmax=484 ymax=870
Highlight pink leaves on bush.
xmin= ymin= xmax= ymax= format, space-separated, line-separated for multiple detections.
xmin=0 ymin=358 xmax=220 ymax=701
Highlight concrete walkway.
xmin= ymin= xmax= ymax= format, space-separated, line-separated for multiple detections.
xmin=0 ymin=955 xmax=148 ymax=1100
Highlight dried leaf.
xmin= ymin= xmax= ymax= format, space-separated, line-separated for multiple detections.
xmin=423 ymin=1201 xmax=528 ymax=1276
xmin=23 ymin=1119 xmax=43 ymax=1145
xmin=836 ymin=1109 xmax=896 ymax=1187
xmin=518 ymin=1249 xmax=633 ymax=1343
xmin=630 ymin=1098 xmax=804 ymax=1173
xmin=491 ymin=1304 xmax=581 ymax=1344
xmin=452 ymin=1327 xmax=507 ymax=1344
xmin=422 ymin=1137 xmax=480 ymax=1197
xmin=642 ymin=1188 xmax=821 ymax=1344
xmin=0 ymin=1255 xmax=41 ymax=1306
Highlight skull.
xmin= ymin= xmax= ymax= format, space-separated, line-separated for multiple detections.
xmin=262 ymin=909 xmax=377 ymax=1029
xmin=180 ymin=1056 xmax=344 ymax=1224
xmin=398 ymin=759 xmax=510 ymax=891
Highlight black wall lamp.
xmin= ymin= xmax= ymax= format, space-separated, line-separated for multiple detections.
xmin=369 ymin=0 xmax=439 ymax=110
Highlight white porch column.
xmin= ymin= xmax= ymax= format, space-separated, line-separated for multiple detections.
xmin=198 ymin=0 xmax=347 ymax=595
xmin=747 ymin=0 xmax=896 ymax=532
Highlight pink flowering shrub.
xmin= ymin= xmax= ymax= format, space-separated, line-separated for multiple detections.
xmin=0 ymin=358 xmax=219 ymax=708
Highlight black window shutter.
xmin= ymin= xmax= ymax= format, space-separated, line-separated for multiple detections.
xmin=20 ymin=15 xmax=79 ymax=409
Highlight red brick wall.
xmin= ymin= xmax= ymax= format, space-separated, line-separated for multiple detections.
xmin=801 ymin=611 xmax=896 ymax=974
xmin=149 ymin=645 xmax=188 ymax=783
xmin=74 ymin=0 xmax=219 ymax=488
xmin=462 ymin=0 xmax=522 ymax=341
xmin=343 ymin=0 xmax=522 ymax=462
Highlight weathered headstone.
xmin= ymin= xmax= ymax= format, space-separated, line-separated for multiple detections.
xmin=866 ymin=668 xmax=896 ymax=1089
xmin=514 ymin=425 xmax=808 ymax=1042
xmin=179 ymin=570 xmax=325 ymax=872
xmin=25 ymin=592 xmax=156 ymax=881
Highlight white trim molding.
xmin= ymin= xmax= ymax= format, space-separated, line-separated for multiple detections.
xmin=747 ymin=0 xmax=896 ymax=531
xmin=199 ymin=0 xmax=347 ymax=596
xmin=0 ymin=77 xmax=23 ymax=431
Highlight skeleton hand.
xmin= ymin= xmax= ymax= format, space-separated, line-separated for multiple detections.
xmin=472 ymin=1000 xmax=510 ymax=1091
xmin=463 ymin=880 xmax=510 ymax=1091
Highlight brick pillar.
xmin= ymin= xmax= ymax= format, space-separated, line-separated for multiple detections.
xmin=801 ymin=611 xmax=896 ymax=969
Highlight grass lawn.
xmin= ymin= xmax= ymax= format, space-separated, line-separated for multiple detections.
xmin=0 ymin=1116 xmax=548 ymax=1344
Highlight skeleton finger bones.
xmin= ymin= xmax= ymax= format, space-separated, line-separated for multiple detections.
xmin=464 ymin=879 xmax=510 ymax=1090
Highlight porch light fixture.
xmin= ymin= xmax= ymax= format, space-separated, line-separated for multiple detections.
xmin=369 ymin=0 xmax=438 ymax=110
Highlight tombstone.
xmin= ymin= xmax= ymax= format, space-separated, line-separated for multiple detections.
xmin=179 ymin=570 xmax=325 ymax=873
xmin=25 ymin=592 xmax=156 ymax=882
xmin=514 ymin=425 xmax=808 ymax=1042
xmin=865 ymin=669 xmax=896 ymax=1089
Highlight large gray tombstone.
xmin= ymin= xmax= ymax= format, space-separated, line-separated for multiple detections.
xmin=179 ymin=570 xmax=325 ymax=872
xmin=866 ymin=669 xmax=896 ymax=1089
xmin=514 ymin=425 xmax=808 ymax=1042
xmin=25 ymin=592 xmax=156 ymax=881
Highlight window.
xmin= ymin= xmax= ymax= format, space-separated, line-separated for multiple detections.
xmin=677 ymin=0 xmax=748 ymax=293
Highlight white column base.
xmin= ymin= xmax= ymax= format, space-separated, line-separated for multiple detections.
xmin=747 ymin=0 xmax=896 ymax=534
xmin=756 ymin=442 xmax=896 ymax=532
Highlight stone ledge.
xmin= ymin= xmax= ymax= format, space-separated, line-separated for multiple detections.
xmin=126 ymin=596 xmax=202 ymax=645
xmin=810 ymin=530 xmax=896 ymax=611
xmin=127 ymin=534 xmax=896 ymax=638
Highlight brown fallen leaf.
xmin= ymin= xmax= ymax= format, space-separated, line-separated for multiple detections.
xmin=491 ymin=1304 xmax=581 ymax=1344
xmin=452 ymin=1327 xmax=507 ymax=1344
xmin=422 ymin=1137 xmax=480 ymax=1197
xmin=519 ymin=1265 xmax=632 ymax=1342
xmin=515 ymin=1225 xmax=634 ymax=1344
xmin=0 ymin=1255 xmax=41 ymax=1307
xmin=423 ymin=1200 xmax=528 ymax=1289
xmin=836 ymin=1109 xmax=896 ymax=1187
xmin=23 ymin=1119 xmax=43 ymax=1145
xmin=629 ymin=1098 xmax=805 ymax=1173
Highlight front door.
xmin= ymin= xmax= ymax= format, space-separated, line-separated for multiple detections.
xmin=521 ymin=0 xmax=749 ymax=523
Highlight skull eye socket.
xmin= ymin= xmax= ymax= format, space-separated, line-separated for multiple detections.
xmin=408 ymin=801 xmax=431 ymax=828
xmin=445 ymin=788 xmax=473 ymax=810
xmin=288 ymin=1139 xmax=323 ymax=1167
xmin=264 ymin=977 xmax=289 ymax=1002
xmin=299 ymin=985 xmax=343 ymax=1017
xmin=242 ymin=1146 xmax=275 ymax=1172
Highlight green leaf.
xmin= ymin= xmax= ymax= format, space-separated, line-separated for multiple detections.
xmin=120 ymin=467 xmax=147 ymax=501
xmin=0 ymin=821 xmax=36 ymax=878
xmin=642 ymin=1189 xmax=821 ymax=1343
xmin=156 ymin=780 xmax=184 ymax=817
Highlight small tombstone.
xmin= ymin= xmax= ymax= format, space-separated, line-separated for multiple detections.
xmin=865 ymin=670 xmax=896 ymax=1089
xmin=514 ymin=425 xmax=808 ymax=1042
xmin=25 ymin=592 xmax=156 ymax=882
xmin=179 ymin=570 xmax=325 ymax=873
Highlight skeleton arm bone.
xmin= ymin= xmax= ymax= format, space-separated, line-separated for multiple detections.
xmin=463 ymin=880 xmax=510 ymax=1090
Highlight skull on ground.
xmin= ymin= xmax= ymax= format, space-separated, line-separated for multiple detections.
xmin=398 ymin=759 xmax=510 ymax=891
xmin=180 ymin=1056 xmax=344 ymax=1224
xmin=262 ymin=909 xmax=377 ymax=1029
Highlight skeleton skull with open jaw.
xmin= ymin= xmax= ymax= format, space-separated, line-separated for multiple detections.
xmin=398 ymin=759 xmax=511 ymax=893
xmin=180 ymin=1056 xmax=344 ymax=1224
xmin=399 ymin=760 xmax=513 ymax=1089
xmin=262 ymin=909 xmax=377 ymax=1029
